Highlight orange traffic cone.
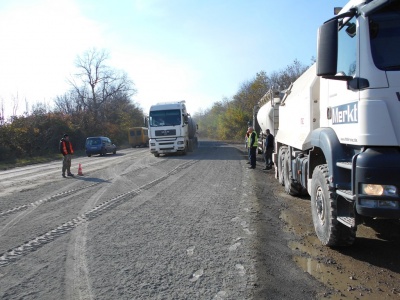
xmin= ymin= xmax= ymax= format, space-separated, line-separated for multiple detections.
xmin=78 ymin=163 xmax=83 ymax=176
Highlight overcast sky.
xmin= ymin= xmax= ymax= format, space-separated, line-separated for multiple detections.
xmin=0 ymin=0 xmax=348 ymax=118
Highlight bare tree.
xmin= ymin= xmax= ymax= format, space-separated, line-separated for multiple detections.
xmin=268 ymin=59 xmax=309 ymax=91
xmin=54 ymin=90 xmax=84 ymax=115
xmin=12 ymin=93 xmax=19 ymax=117
xmin=68 ymin=48 xmax=136 ymax=122
xmin=0 ymin=97 xmax=4 ymax=125
xmin=24 ymin=98 xmax=29 ymax=116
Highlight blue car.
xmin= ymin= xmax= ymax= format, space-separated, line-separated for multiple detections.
xmin=85 ymin=136 xmax=117 ymax=157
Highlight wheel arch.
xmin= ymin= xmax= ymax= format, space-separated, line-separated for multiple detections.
xmin=310 ymin=128 xmax=349 ymax=186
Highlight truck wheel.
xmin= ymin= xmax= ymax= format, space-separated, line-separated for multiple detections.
xmin=283 ymin=150 xmax=300 ymax=195
xmin=278 ymin=147 xmax=286 ymax=186
xmin=154 ymin=153 xmax=160 ymax=157
xmin=181 ymin=144 xmax=188 ymax=155
xmin=188 ymin=140 xmax=193 ymax=152
xmin=311 ymin=164 xmax=356 ymax=246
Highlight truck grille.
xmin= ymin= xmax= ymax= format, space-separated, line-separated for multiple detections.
xmin=155 ymin=129 xmax=176 ymax=137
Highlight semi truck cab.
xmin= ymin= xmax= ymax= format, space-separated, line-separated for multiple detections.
xmin=148 ymin=101 xmax=197 ymax=157
xmin=316 ymin=0 xmax=400 ymax=220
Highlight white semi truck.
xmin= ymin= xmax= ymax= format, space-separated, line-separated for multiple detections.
xmin=256 ymin=0 xmax=400 ymax=246
xmin=148 ymin=101 xmax=198 ymax=157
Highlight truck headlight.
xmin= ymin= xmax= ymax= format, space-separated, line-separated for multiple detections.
xmin=177 ymin=141 xmax=184 ymax=145
xmin=361 ymin=184 xmax=398 ymax=197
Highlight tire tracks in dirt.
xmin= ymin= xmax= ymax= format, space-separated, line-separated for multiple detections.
xmin=64 ymin=159 xmax=199 ymax=299
xmin=0 ymin=149 xmax=148 ymax=198
xmin=0 ymin=157 xmax=167 ymax=226
xmin=0 ymin=159 xmax=199 ymax=300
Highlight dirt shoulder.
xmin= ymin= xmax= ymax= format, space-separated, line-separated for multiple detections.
xmin=238 ymin=144 xmax=400 ymax=299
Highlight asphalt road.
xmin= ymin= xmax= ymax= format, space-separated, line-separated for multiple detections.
xmin=0 ymin=141 xmax=399 ymax=299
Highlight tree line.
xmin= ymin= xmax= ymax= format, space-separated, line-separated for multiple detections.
xmin=0 ymin=48 xmax=144 ymax=161
xmin=193 ymin=59 xmax=311 ymax=141
xmin=0 ymin=48 xmax=312 ymax=162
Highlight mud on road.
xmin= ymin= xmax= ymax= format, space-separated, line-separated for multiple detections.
xmin=244 ymin=144 xmax=400 ymax=299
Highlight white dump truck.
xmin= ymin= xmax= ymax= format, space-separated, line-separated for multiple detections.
xmin=148 ymin=101 xmax=198 ymax=157
xmin=256 ymin=0 xmax=400 ymax=246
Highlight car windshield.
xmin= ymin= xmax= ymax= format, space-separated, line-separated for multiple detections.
xmin=369 ymin=3 xmax=400 ymax=70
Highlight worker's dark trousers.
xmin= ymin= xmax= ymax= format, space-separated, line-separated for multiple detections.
xmin=265 ymin=148 xmax=273 ymax=168
xmin=250 ymin=147 xmax=257 ymax=168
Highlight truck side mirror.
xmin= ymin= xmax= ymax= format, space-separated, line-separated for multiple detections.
xmin=316 ymin=19 xmax=338 ymax=77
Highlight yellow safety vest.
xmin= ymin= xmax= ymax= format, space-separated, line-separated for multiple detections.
xmin=247 ymin=132 xmax=258 ymax=147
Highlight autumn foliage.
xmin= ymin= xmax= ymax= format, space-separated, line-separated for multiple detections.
xmin=194 ymin=60 xmax=310 ymax=141
xmin=0 ymin=48 xmax=144 ymax=161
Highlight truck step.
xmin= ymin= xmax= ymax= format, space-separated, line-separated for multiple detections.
xmin=337 ymin=216 xmax=356 ymax=228
xmin=336 ymin=189 xmax=355 ymax=201
xmin=336 ymin=161 xmax=352 ymax=169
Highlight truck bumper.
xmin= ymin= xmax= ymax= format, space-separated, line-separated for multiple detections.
xmin=149 ymin=138 xmax=185 ymax=154
xmin=355 ymin=147 xmax=400 ymax=218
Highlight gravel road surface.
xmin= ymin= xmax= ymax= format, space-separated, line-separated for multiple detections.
xmin=0 ymin=141 xmax=399 ymax=299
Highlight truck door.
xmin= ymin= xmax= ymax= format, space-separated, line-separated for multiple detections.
xmin=326 ymin=15 xmax=360 ymax=145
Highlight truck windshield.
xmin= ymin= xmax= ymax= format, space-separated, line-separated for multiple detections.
xmin=369 ymin=4 xmax=400 ymax=70
xmin=149 ymin=109 xmax=181 ymax=127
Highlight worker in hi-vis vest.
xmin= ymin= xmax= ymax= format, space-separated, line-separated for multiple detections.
xmin=247 ymin=126 xmax=258 ymax=169
xmin=59 ymin=133 xmax=74 ymax=178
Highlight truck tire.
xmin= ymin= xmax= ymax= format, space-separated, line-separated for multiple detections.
xmin=278 ymin=147 xmax=286 ymax=186
xmin=283 ymin=150 xmax=300 ymax=195
xmin=188 ymin=140 xmax=193 ymax=152
xmin=181 ymin=146 xmax=187 ymax=155
xmin=154 ymin=153 xmax=160 ymax=157
xmin=311 ymin=164 xmax=356 ymax=246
